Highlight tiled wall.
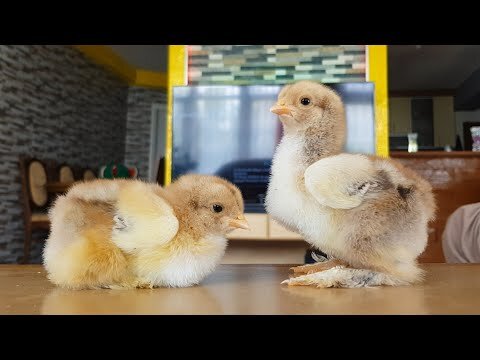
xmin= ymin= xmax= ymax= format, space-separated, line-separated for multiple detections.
xmin=188 ymin=45 xmax=366 ymax=85
xmin=0 ymin=45 xmax=128 ymax=263
xmin=125 ymin=86 xmax=167 ymax=180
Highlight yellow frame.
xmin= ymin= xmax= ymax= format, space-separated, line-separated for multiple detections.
xmin=164 ymin=45 xmax=390 ymax=184
xmin=367 ymin=45 xmax=390 ymax=157
xmin=164 ymin=45 xmax=187 ymax=185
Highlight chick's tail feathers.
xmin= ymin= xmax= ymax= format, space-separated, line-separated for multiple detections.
xmin=44 ymin=193 xmax=130 ymax=290
xmin=45 ymin=223 xmax=131 ymax=290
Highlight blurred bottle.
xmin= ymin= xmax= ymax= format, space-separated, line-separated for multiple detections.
xmin=471 ymin=127 xmax=480 ymax=151
xmin=408 ymin=133 xmax=418 ymax=153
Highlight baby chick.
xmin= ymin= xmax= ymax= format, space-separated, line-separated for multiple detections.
xmin=265 ymin=80 xmax=436 ymax=288
xmin=43 ymin=175 xmax=248 ymax=290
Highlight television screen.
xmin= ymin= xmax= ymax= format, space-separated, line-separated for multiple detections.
xmin=172 ymin=83 xmax=376 ymax=213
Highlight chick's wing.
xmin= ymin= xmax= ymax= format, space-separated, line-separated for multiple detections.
xmin=304 ymin=153 xmax=382 ymax=209
xmin=111 ymin=181 xmax=179 ymax=253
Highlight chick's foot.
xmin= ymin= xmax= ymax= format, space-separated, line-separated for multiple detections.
xmin=282 ymin=267 xmax=404 ymax=288
xmin=290 ymin=259 xmax=347 ymax=277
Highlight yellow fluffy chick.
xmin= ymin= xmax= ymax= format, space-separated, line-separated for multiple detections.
xmin=43 ymin=175 xmax=249 ymax=290
xmin=265 ymin=81 xmax=436 ymax=288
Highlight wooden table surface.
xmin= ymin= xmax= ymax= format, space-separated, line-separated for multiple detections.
xmin=1 ymin=264 xmax=480 ymax=315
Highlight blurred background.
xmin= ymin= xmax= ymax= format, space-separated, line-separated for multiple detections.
xmin=1 ymin=45 xmax=479 ymax=265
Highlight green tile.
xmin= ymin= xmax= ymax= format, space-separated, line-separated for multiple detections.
xmin=188 ymin=45 xmax=366 ymax=85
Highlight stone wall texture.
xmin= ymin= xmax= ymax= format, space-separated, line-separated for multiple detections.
xmin=0 ymin=45 xmax=128 ymax=263
xmin=125 ymin=86 xmax=166 ymax=180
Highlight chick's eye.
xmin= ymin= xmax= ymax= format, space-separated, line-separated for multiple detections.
xmin=300 ymin=98 xmax=311 ymax=106
xmin=212 ymin=204 xmax=223 ymax=213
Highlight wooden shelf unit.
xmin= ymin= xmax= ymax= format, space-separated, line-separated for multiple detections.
xmin=227 ymin=213 xmax=304 ymax=241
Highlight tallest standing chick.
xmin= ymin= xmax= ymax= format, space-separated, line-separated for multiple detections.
xmin=265 ymin=81 xmax=436 ymax=288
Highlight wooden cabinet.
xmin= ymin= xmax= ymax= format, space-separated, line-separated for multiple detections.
xmin=392 ymin=151 xmax=480 ymax=263
xmin=269 ymin=218 xmax=303 ymax=240
xmin=225 ymin=214 xmax=305 ymax=265
xmin=227 ymin=213 xmax=268 ymax=240
xmin=226 ymin=214 xmax=304 ymax=241
xmin=418 ymin=226 xmax=445 ymax=263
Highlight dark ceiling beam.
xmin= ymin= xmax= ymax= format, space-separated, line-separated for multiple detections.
xmin=455 ymin=67 xmax=480 ymax=111
xmin=389 ymin=89 xmax=455 ymax=97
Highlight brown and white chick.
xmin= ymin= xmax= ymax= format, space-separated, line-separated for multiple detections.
xmin=43 ymin=175 xmax=248 ymax=290
xmin=265 ymin=80 xmax=436 ymax=288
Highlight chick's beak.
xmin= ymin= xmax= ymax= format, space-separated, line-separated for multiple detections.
xmin=270 ymin=105 xmax=292 ymax=116
xmin=229 ymin=214 xmax=250 ymax=230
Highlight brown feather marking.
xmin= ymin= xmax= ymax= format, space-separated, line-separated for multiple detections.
xmin=397 ymin=185 xmax=412 ymax=200
xmin=375 ymin=169 xmax=394 ymax=190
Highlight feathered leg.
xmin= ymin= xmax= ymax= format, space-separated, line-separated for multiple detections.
xmin=290 ymin=259 xmax=347 ymax=276
xmin=282 ymin=266 xmax=410 ymax=288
